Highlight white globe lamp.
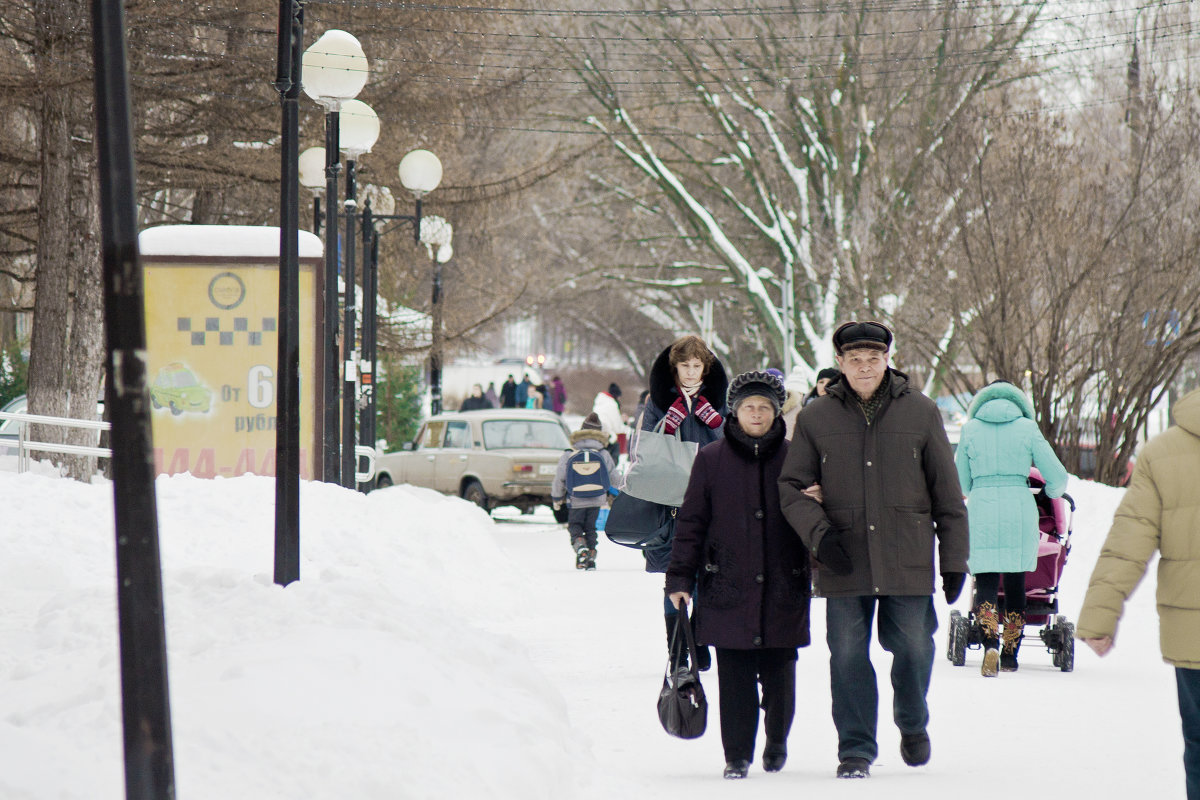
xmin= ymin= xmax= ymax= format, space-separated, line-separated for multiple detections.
xmin=302 ymin=30 xmax=367 ymax=110
xmin=339 ymin=99 xmax=380 ymax=158
xmin=298 ymin=147 xmax=326 ymax=190
xmin=398 ymin=149 xmax=443 ymax=198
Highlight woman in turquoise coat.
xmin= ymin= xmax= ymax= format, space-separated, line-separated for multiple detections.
xmin=955 ymin=380 xmax=1068 ymax=676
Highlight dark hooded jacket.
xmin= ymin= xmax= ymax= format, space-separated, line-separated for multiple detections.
xmin=665 ymin=417 xmax=811 ymax=649
xmin=779 ymin=369 xmax=968 ymax=597
xmin=637 ymin=345 xmax=730 ymax=573
xmin=638 ymin=346 xmax=729 ymax=448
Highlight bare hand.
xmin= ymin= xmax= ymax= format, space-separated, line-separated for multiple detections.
xmin=668 ymin=591 xmax=691 ymax=609
xmin=803 ymin=483 xmax=824 ymax=504
xmin=1083 ymin=636 xmax=1114 ymax=657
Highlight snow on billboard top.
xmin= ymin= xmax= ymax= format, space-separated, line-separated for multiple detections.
xmin=139 ymin=225 xmax=323 ymax=260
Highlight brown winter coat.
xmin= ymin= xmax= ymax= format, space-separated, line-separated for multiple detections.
xmin=778 ymin=369 xmax=968 ymax=597
xmin=1077 ymin=389 xmax=1200 ymax=669
xmin=665 ymin=417 xmax=811 ymax=650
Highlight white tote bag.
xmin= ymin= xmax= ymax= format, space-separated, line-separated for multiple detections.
xmin=621 ymin=417 xmax=699 ymax=507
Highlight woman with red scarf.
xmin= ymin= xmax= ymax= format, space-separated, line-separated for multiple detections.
xmin=638 ymin=334 xmax=729 ymax=669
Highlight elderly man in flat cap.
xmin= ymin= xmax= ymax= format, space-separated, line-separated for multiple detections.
xmin=778 ymin=321 xmax=968 ymax=780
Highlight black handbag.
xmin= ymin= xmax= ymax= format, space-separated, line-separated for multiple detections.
xmin=605 ymin=491 xmax=676 ymax=550
xmin=657 ymin=603 xmax=707 ymax=739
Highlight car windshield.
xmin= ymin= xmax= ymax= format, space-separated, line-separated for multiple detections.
xmin=481 ymin=419 xmax=569 ymax=450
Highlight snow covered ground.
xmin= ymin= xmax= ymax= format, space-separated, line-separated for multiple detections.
xmin=0 ymin=468 xmax=1182 ymax=798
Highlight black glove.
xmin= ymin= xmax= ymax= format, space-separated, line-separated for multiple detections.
xmin=816 ymin=529 xmax=853 ymax=576
xmin=942 ymin=572 xmax=966 ymax=604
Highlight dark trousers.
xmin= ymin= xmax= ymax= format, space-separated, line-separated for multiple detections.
xmin=826 ymin=595 xmax=937 ymax=762
xmin=714 ymin=647 xmax=797 ymax=763
xmin=567 ymin=506 xmax=600 ymax=550
xmin=973 ymin=572 xmax=1027 ymax=615
xmin=1178 ymin=667 xmax=1200 ymax=800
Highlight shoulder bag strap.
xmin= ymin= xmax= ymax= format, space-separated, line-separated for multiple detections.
xmin=665 ymin=602 xmax=700 ymax=678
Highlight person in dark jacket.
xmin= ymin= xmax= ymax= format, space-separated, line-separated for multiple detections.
xmin=667 ymin=370 xmax=810 ymax=780
xmin=516 ymin=375 xmax=532 ymax=408
xmin=778 ymin=320 xmax=968 ymax=780
xmin=802 ymin=366 xmax=840 ymax=407
xmin=639 ymin=335 xmax=729 ymax=671
xmin=499 ymin=375 xmax=517 ymax=408
xmin=548 ymin=376 xmax=567 ymax=414
xmin=551 ymin=413 xmax=619 ymax=570
xmin=460 ymin=384 xmax=489 ymax=411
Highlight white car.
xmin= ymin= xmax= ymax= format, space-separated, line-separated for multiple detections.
xmin=374 ymin=408 xmax=572 ymax=520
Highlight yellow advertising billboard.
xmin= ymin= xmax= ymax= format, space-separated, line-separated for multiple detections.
xmin=139 ymin=225 xmax=325 ymax=480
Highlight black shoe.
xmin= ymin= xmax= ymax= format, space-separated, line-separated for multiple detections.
xmin=762 ymin=745 xmax=787 ymax=773
xmin=836 ymin=757 xmax=870 ymax=779
xmin=900 ymin=730 xmax=931 ymax=766
xmin=723 ymin=760 xmax=751 ymax=779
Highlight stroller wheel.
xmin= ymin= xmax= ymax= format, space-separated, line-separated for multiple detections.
xmin=1058 ymin=620 xmax=1075 ymax=672
xmin=947 ymin=609 xmax=968 ymax=667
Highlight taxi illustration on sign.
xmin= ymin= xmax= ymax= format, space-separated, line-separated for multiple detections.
xmin=150 ymin=362 xmax=214 ymax=415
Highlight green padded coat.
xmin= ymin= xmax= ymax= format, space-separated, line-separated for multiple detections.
xmin=954 ymin=382 xmax=1068 ymax=574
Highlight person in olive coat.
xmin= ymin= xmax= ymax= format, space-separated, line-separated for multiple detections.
xmin=955 ymin=379 xmax=1067 ymax=675
xmin=666 ymin=370 xmax=811 ymax=780
xmin=779 ymin=320 xmax=968 ymax=780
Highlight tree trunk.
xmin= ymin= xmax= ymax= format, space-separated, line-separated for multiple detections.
xmin=27 ymin=84 xmax=72 ymax=435
xmin=63 ymin=163 xmax=104 ymax=481
xmin=27 ymin=0 xmax=104 ymax=481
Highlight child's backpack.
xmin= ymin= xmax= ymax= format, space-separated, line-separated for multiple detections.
xmin=564 ymin=448 xmax=611 ymax=500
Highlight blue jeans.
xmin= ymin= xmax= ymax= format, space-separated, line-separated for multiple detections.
xmin=1177 ymin=667 xmax=1200 ymax=800
xmin=826 ymin=595 xmax=937 ymax=762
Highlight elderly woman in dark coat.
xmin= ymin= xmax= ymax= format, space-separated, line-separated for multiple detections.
xmin=666 ymin=371 xmax=811 ymax=780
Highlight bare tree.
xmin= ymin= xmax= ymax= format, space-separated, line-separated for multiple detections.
xmin=558 ymin=0 xmax=1047 ymax=377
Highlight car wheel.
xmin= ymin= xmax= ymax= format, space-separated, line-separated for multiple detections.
xmin=151 ymin=396 xmax=161 ymax=409
xmin=462 ymin=479 xmax=489 ymax=511
xmin=375 ymin=473 xmax=393 ymax=490
xmin=169 ymin=401 xmax=182 ymax=416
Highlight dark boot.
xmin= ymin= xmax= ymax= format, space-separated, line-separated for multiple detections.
xmin=763 ymin=742 xmax=787 ymax=772
xmin=977 ymin=601 xmax=1000 ymax=677
xmin=1001 ymin=611 xmax=1025 ymax=672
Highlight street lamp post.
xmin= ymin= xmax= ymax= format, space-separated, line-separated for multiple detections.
xmin=302 ymin=29 xmax=367 ymax=484
xmin=359 ymin=150 xmax=443 ymax=462
xmin=274 ymin=0 xmax=305 ymax=589
xmin=337 ymin=99 xmax=379 ymax=488
xmin=418 ymin=215 xmax=453 ymax=416
xmin=357 ymin=184 xmax=394 ymax=489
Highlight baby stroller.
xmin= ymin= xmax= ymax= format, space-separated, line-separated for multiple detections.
xmin=946 ymin=468 xmax=1077 ymax=672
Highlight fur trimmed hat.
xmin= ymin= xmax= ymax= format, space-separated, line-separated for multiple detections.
xmin=727 ymin=370 xmax=787 ymax=416
xmin=832 ymin=320 xmax=893 ymax=355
